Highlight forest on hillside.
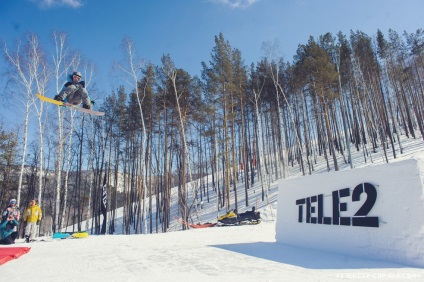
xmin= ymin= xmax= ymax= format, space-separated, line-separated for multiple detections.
xmin=0 ymin=28 xmax=424 ymax=235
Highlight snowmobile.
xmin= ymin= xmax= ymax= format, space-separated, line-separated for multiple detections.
xmin=217 ymin=210 xmax=239 ymax=225
xmin=237 ymin=206 xmax=261 ymax=225
xmin=217 ymin=207 xmax=261 ymax=226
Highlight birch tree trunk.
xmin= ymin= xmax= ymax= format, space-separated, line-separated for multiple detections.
xmin=115 ymin=38 xmax=147 ymax=233
xmin=3 ymin=40 xmax=35 ymax=206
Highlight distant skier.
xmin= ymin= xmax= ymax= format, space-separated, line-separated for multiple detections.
xmin=54 ymin=71 xmax=92 ymax=109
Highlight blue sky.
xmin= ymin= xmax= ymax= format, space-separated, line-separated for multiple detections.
xmin=0 ymin=0 xmax=423 ymax=108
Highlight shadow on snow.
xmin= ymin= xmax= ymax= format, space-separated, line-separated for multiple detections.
xmin=210 ymin=242 xmax=409 ymax=269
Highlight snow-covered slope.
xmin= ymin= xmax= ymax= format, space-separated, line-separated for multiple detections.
xmin=3 ymin=221 xmax=424 ymax=281
xmin=73 ymin=134 xmax=424 ymax=236
xmin=2 ymin=136 xmax=424 ymax=281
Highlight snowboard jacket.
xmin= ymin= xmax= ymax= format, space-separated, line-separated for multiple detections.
xmin=0 ymin=219 xmax=18 ymax=240
xmin=2 ymin=205 xmax=20 ymax=221
xmin=23 ymin=204 xmax=42 ymax=223
xmin=58 ymin=74 xmax=91 ymax=107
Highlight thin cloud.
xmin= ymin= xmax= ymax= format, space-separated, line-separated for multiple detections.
xmin=31 ymin=0 xmax=83 ymax=9
xmin=211 ymin=0 xmax=260 ymax=9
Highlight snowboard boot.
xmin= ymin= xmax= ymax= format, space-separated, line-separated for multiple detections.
xmin=25 ymin=235 xmax=30 ymax=243
xmin=54 ymin=95 xmax=64 ymax=102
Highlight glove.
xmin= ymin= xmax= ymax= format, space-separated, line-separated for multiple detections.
xmin=36 ymin=220 xmax=40 ymax=225
xmin=91 ymin=100 xmax=95 ymax=106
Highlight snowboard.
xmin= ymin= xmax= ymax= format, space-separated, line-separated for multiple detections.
xmin=52 ymin=231 xmax=89 ymax=239
xmin=36 ymin=93 xmax=105 ymax=116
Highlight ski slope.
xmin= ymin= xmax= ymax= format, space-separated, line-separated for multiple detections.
xmin=1 ymin=136 xmax=424 ymax=281
xmin=3 ymin=219 xmax=424 ymax=281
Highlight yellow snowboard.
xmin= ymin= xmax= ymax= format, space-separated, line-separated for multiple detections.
xmin=72 ymin=231 xmax=89 ymax=238
xmin=36 ymin=93 xmax=104 ymax=116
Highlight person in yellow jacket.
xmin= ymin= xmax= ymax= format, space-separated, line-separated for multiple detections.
xmin=23 ymin=199 xmax=42 ymax=243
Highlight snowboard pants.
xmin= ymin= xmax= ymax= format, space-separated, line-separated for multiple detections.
xmin=25 ymin=222 xmax=38 ymax=240
xmin=59 ymin=84 xmax=90 ymax=107
xmin=0 ymin=231 xmax=18 ymax=245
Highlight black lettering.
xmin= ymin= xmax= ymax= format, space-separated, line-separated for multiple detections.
xmin=296 ymin=183 xmax=379 ymax=228
xmin=318 ymin=194 xmax=331 ymax=224
xmin=332 ymin=190 xmax=339 ymax=225
xmin=339 ymin=188 xmax=351 ymax=226
xmin=306 ymin=197 xmax=311 ymax=223
xmin=352 ymin=183 xmax=379 ymax=227
xmin=310 ymin=196 xmax=317 ymax=224
xmin=296 ymin=198 xmax=306 ymax=223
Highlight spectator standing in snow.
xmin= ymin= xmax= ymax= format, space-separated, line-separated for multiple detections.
xmin=23 ymin=199 xmax=42 ymax=243
xmin=0 ymin=213 xmax=19 ymax=245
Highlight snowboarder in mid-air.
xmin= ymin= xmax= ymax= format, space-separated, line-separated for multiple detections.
xmin=54 ymin=71 xmax=92 ymax=109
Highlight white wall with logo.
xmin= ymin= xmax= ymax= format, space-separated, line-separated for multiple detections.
xmin=276 ymin=158 xmax=424 ymax=267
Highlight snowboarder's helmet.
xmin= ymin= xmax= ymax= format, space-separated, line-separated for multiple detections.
xmin=72 ymin=71 xmax=82 ymax=78
xmin=9 ymin=199 xmax=17 ymax=205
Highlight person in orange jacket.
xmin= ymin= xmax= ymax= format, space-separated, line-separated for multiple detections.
xmin=23 ymin=199 xmax=42 ymax=243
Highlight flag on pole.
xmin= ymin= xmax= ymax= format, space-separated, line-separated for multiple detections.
xmin=101 ymin=169 xmax=107 ymax=234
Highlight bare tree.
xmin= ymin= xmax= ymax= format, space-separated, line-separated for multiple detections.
xmin=261 ymin=39 xmax=287 ymax=178
xmin=3 ymin=33 xmax=50 ymax=206
xmin=114 ymin=38 xmax=147 ymax=233
xmin=50 ymin=31 xmax=79 ymax=232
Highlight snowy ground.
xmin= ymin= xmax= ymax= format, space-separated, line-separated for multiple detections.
xmin=2 ymin=221 xmax=424 ymax=281
xmin=2 ymin=136 xmax=424 ymax=281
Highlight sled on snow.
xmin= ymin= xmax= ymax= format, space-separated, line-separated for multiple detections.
xmin=174 ymin=216 xmax=217 ymax=229
xmin=188 ymin=222 xmax=217 ymax=228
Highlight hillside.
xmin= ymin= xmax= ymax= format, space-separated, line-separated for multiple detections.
xmin=1 ymin=135 xmax=424 ymax=281
xmin=71 ymin=134 xmax=424 ymax=235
